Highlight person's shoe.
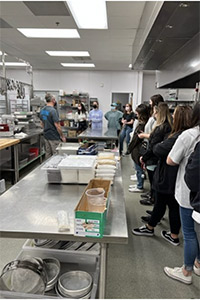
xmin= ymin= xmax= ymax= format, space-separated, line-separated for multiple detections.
xmin=161 ymin=230 xmax=180 ymax=246
xmin=146 ymin=210 xmax=153 ymax=216
xmin=140 ymin=192 xmax=151 ymax=199
xmin=129 ymin=187 xmax=144 ymax=193
xmin=132 ymin=225 xmax=154 ymax=236
xmin=130 ymin=174 xmax=137 ymax=181
xmin=193 ymin=265 xmax=200 ymax=276
xmin=141 ymin=215 xmax=151 ymax=223
xmin=140 ymin=198 xmax=154 ymax=205
xmin=164 ymin=266 xmax=192 ymax=285
xmin=129 ymin=184 xmax=137 ymax=188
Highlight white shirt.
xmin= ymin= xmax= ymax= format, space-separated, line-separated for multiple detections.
xmin=168 ymin=126 xmax=200 ymax=209
xmin=192 ymin=211 xmax=200 ymax=224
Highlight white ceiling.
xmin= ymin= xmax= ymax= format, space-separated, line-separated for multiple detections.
xmin=0 ymin=1 xmax=162 ymax=71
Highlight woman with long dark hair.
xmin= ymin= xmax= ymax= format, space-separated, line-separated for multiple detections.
xmin=75 ymin=102 xmax=88 ymax=133
xmin=164 ymin=102 xmax=200 ymax=285
xmin=119 ymin=103 xmax=135 ymax=156
xmin=128 ymin=104 xmax=150 ymax=192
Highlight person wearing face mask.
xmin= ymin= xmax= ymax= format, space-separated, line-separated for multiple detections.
xmin=89 ymin=101 xmax=103 ymax=129
xmin=119 ymin=103 xmax=135 ymax=156
xmin=75 ymin=102 xmax=88 ymax=133
xmin=40 ymin=93 xmax=66 ymax=159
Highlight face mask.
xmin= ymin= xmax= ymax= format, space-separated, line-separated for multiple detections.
xmin=111 ymin=106 xmax=115 ymax=110
xmin=125 ymin=107 xmax=129 ymax=111
xmin=78 ymin=106 xmax=81 ymax=110
xmin=93 ymin=104 xmax=97 ymax=109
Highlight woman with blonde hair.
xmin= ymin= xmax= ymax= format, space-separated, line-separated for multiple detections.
xmin=132 ymin=105 xmax=192 ymax=241
xmin=138 ymin=102 xmax=172 ymax=200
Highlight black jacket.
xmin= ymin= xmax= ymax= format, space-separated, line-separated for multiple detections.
xmin=142 ymin=121 xmax=171 ymax=166
xmin=152 ymin=131 xmax=182 ymax=194
xmin=184 ymin=141 xmax=200 ymax=213
xmin=128 ymin=122 xmax=146 ymax=165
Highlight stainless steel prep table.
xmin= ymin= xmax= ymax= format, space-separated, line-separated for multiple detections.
xmin=0 ymin=163 xmax=128 ymax=298
xmin=0 ymin=129 xmax=44 ymax=183
xmin=78 ymin=127 xmax=118 ymax=144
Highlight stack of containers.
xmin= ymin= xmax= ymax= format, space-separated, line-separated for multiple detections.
xmin=95 ymin=152 xmax=117 ymax=183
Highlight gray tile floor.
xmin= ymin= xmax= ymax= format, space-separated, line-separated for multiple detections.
xmin=0 ymin=155 xmax=199 ymax=299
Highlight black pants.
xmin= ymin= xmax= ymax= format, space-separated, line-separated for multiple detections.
xmin=146 ymin=168 xmax=155 ymax=198
xmin=148 ymin=191 xmax=181 ymax=235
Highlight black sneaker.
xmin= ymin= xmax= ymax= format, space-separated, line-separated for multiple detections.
xmin=141 ymin=215 xmax=151 ymax=223
xmin=161 ymin=230 xmax=180 ymax=246
xmin=132 ymin=225 xmax=154 ymax=236
xmin=140 ymin=198 xmax=154 ymax=206
xmin=146 ymin=210 xmax=153 ymax=216
xmin=141 ymin=192 xmax=151 ymax=199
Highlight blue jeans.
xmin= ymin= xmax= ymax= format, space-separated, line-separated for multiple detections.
xmin=119 ymin=126 xmax=132 ymax=154
xmin=134 ymin=162 xmax=144 ymax=189
xmin=180 ymin=207 xmax=200 ymax=271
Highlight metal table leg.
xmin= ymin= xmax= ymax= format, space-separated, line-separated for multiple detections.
xmin=99 ymin=243 xmax=108 ymax=299
xmin=13 ymin=144 xmax=19 ymax=183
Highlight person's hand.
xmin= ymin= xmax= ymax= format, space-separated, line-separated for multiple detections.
xmin=61 ymin=136 xmax=66 ymax=143
xmin=138 ymin=132 xmax=145 ymax=139
xmin=139 ymin=156 xmax=143 ymax=164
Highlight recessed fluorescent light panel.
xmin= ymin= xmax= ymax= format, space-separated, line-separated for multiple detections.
xmin=17 ymin=28 xmax=80 ymax=38
xmin=46 ymin=51 xmax=90 ymax=57
xmin=61 ymin=63 xmax=95 ymax=68
xmin=67 ymin=0 xmax=108 ymax=29
xmin=0 ymin=62 xmax=28 ymax=66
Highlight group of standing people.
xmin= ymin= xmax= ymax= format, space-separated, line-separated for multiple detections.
xmin=127 ymin=96 xmax=200 ymax=286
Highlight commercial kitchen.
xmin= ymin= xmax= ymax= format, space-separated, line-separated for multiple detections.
xmin=0 ymin=1 xmax=199 ymax=299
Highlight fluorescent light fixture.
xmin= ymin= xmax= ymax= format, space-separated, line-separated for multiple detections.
xmin=67 ymin=0 xmax=108 ymax=29
xmin=129 ymin=64 xmax=132 ymax=68
xmin=191 ymin=60 xmax=200 ymax=68
xmin=17 ymin=28 xmax=80 ymax=38
xmin=0 ymin=62 xmax=28 ymax=66
xmin=61 ymin=63 xmax=95 ymax=68
xmin=46 ymin=51 xmax=90 ymax=57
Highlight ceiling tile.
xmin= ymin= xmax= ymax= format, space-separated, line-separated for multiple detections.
xmin=24 ymin=1 xmax=70 ymax=16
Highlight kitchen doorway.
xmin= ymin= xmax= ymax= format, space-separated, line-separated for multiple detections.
xmin=111 ymin=92 xmax=133 ymax=112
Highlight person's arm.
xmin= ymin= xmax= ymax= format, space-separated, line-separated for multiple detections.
xmin=166 ymin=156 xmax=178 ymax=166
xmin=40 ymin=121 xmax=44 ymax=129
xmin=153 ymin=134 xmax=179 ymax=159
xmin=166 ymin=133 xmax=186 ymax=166
xmin=91 ymin=110 xmax=103 ymax=123
xmin=138 ymin=132 xmax=150 ymax=139
xmin=54 ymin=122 xmax=66 ymax=142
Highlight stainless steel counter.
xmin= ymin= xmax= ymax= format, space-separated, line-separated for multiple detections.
xmin=0 ymin=162 xmax=128 ymax=298
xmin=0 ymin=164 xmax=127 ymax=244
xmin=78 ymin=127 xmax=118 ymax=141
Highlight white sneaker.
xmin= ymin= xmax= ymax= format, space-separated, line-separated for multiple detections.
xmin=129 ymin=187 xmax=144 ymax=193
xmin=129 ymin=184 xmax=137 ymax=188
xmin=130 ymin=174 xmax=137 ymax=181
xmin=164 ymin=266 xmax=192 ymax=284
xmin=193 ymin=265 xmax=200 ymax=276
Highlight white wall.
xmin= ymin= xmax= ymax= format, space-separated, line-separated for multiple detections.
xmin=6 ymin=70 xmax=143 ymax=117
xmin=142 ymin=73 xmax=167 ymax=102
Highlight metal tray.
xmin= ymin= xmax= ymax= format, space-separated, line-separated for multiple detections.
xmin=0 ymin=248 xmax=100 ymax=299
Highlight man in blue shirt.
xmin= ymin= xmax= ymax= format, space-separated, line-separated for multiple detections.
xmin=40 ymin=93 xmax=66 ymax=159
xmin=89 ymin=101 xmax=103 ymax=129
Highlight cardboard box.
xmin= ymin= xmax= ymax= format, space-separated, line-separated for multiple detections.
xmin=74 ymin=179 xmax=111 ymax=238
xmin=68 ymin=130 xmax=77 ymax=138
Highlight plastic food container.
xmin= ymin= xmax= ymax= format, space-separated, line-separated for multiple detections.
xmin=85 ymin=188 xmax=105 ymax=212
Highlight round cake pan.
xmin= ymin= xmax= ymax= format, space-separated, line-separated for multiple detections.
xmin=43 ymin=257 xmax=60 ymax=291
xmin=58 ymin=271 xmax=92 ymax=298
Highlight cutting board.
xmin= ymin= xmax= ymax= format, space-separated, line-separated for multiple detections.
xmin=0 ymin=138 xmax=20 ymax=150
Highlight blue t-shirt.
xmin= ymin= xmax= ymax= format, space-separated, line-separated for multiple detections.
xmin=40 ymin=106 xmax=60 ymax=140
